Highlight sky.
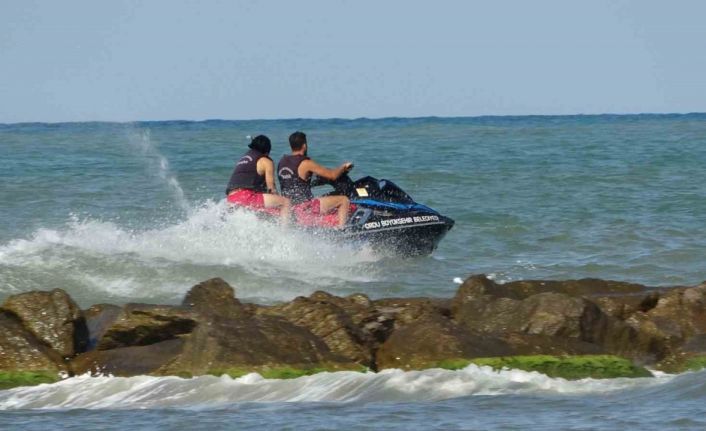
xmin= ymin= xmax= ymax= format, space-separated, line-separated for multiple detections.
xmin=1 ymin=0 xmax=705 ymax=123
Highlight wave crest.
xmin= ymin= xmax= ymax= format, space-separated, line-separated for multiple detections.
xmin=0 ymin=201 xmax=382 ymax=305
xmin=0 ymin=365 xmax=668 ymax=410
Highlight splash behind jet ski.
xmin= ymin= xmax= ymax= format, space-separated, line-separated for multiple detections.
xmin=228 ymin=172 xmax=454 ymax=256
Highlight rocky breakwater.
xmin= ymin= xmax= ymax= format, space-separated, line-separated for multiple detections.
xmin=3 ymin=275 xmax=706 ymax=389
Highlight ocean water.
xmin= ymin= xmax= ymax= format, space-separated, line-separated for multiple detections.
xmin=1 ymin=114 xmax=706 ymax=429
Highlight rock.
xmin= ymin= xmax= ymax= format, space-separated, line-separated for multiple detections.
xmin=453 ymin=290 xmax=644 ymax=358
xmin=157 ymin=312 xmax=351 ymax=376
xmin=164 ymin=281 xmax=358 ymax=374
xmin=74 ymin=311 xmax=352 ymax=378
xmin=181 ymin=277 xmax=245 ymax=318
xmin=376 ymin=313 xmax=514 ymax=370
xmin=625 ymin=283 xmax=706 ymax=368
xmin=451 ymin=275 xmax=522 ymax=305
xmin=308 ymin=291 xmax=377 ymax=329
xmin=75 ymin=280 xmax=357 ymax=377
xmin=496 ymin=333 xmax=604 ymax=356
xmin=83 ymin=304 xmax=123 ymax=350
xmin=373 ymin=297 xmax=452 ymax=329
xmin=10 ymin=277 xmax=706 ymax=382
xmin=648 ymin=285 xmax=706 ymax=339
xmin=0 ymin=310 xmax=64 ymax=373
xmin=592 ymin=292 xmax=660 ymax=319
xmin=452 ymin=274 xmax=649 ymax=306
xmin=72 ymin=339 xmax=185 ymax=376
xmin=453 ymin=279 xmax=611 ymax=338
xmin=259 ymin=294 xmax=373 ymax=366
xmin=502 ymin=278 xmax=649 ymax=298
xmin=2 ymin=289 xmax=88 ymax=357
xmin=95 ymin=304 xmax=198 ymax=350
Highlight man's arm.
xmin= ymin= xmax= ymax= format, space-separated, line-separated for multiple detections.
xmin=258 ymin=158 xmax=277 ymax=193
xmin=301 ymin=159 xmax=352 ymax=181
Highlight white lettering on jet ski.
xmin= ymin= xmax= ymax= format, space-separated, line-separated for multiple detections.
xmin=381 ymin=217 xmax=414 ymax=227
xmin=363 ymin=215 xmax=441 ymax=230
xmin=413 ymin=215 xmax=439 ymax=222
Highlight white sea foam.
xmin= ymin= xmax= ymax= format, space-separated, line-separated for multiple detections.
xmin=0 ymin=365 xmax=670 ymax=410
xmin=129 ymin=128 xmax=190 ymax=213
xmin=0 ymin=200 xmax=383 ymax=303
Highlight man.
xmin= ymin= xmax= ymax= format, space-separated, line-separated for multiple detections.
xmin=277 ymin=131 xmax=352 ymax=227
xmin=226 ymin=135 xmax=291 ymax=224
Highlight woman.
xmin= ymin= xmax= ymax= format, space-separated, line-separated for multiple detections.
xmin=226 ymin=135 xmax=290 ymax=224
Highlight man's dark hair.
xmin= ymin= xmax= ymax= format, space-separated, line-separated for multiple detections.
xmin=289 ymin=131 xmax=307 ymax=151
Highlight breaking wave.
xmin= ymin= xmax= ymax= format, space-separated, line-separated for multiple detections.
xmin=0 ymin=200 xmax=383 ymax=306
xmin=0 ymin=365 xmax=672 ymax=410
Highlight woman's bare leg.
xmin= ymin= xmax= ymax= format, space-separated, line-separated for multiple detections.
xmin=263 ymin=194 xmax=291 ymax=225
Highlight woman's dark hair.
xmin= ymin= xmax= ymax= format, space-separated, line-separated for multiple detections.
xmin=248 ymin=135 xmax=271 ymax=154
xmin=289 ymin=131 xmax=307 ymax=150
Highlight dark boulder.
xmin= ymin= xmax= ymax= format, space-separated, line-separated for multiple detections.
xmin=452 ymin=274 xmax=649 ymax=306
xmin=376 ymin=312 xmax=514 ymax=370
xmin=95 ymin=304 xmax=198 ymax=351
xmin=643 ymin=284 xmax=706 ymax=339
xmin=624 ymin=283 xmax=706 ymax=368
xmin=74 ymin=279 xmax=358 ymax=377
xmin=72 ymin=339 xmax=185 ymax=376
xmin=592 ymin=292 xmax=660 ymax=320
xmin=181 ymin=277 xmax=245 ymax=318
xmin=451 ymin=275 xmax=524 ymax=305
xmin=304 ymin=291 xmax=386 ymax=341
xmin=83 ymin=304 xmax=123 ymax=350
xmin=373 ymin=297 xmax=452 ymax=330
xmin=453 ymin=288 xmax=645 ymax=359
xmin=259 ymin=293 xmax=374 ymax=367
xmin=155 ymin=310 xmax=355 ymax=376
xmin=503 ymin=278 xmax=649 ymax=298
xmin=2 ymin=289 xmax=88 ymax=357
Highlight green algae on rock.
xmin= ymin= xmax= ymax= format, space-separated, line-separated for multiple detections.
xmin=434 ymin=355 xmax=653 ymax=379
xmin=0 ymin=371 xmax=60 ymax=390
xmin=206 ymin=364 xmax=369 ymax=380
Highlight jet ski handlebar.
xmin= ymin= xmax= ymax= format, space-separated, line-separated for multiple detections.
xmin=311 ymin=172 xmax=356 ymax=196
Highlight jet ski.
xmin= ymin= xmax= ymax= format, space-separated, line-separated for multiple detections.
xmin=228 ymin=171 xmax=455 ymax=256
xmin=310 ymin=173 xmax=454 ymax=255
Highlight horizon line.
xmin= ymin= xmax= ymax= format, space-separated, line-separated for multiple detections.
xmin=2 ymin=111 xmax=705 ymax=126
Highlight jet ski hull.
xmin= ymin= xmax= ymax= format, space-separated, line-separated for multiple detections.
xmin=226 ymin=175 xmax=454 ymax=256
xmin=338 ymin=214 xmax=454 ymax=255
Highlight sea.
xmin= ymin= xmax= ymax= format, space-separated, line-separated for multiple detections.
xmin=1 ymin=114 xmax=706 ymax=429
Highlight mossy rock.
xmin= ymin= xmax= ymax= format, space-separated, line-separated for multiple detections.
xmin=434 ymin=355 xmax=652 ymax=380
xmin=682 ymin=355 xmax=706 ymax=372
xmin=0 ymin=371 xmax=60 ymax=390
xmin=207 ymin=363 xmax=369 ymax=380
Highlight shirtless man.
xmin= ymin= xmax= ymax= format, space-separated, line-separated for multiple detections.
xmin=226 ymin=135 xmax=291 ymax=224
xmin=277 ymin=131 xmax=352 ymax=227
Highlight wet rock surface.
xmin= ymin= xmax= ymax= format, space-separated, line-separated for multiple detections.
xmin=0 ymin=311 xmax=65 ymax=372
xmin=257 ymin=292 xmax=374 ymax=367
xmin=2 ymin=289 xmax=88 ymax=357
xmin=3 ymin=275 xmax=706 ymax=380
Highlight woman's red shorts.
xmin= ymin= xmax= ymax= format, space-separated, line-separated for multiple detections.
xmin=227 ymin=189 xmax=265 ymax=208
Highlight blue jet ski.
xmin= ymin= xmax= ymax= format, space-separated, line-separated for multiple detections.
xmin=314 ymin=173 xmax=455 ymax=255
